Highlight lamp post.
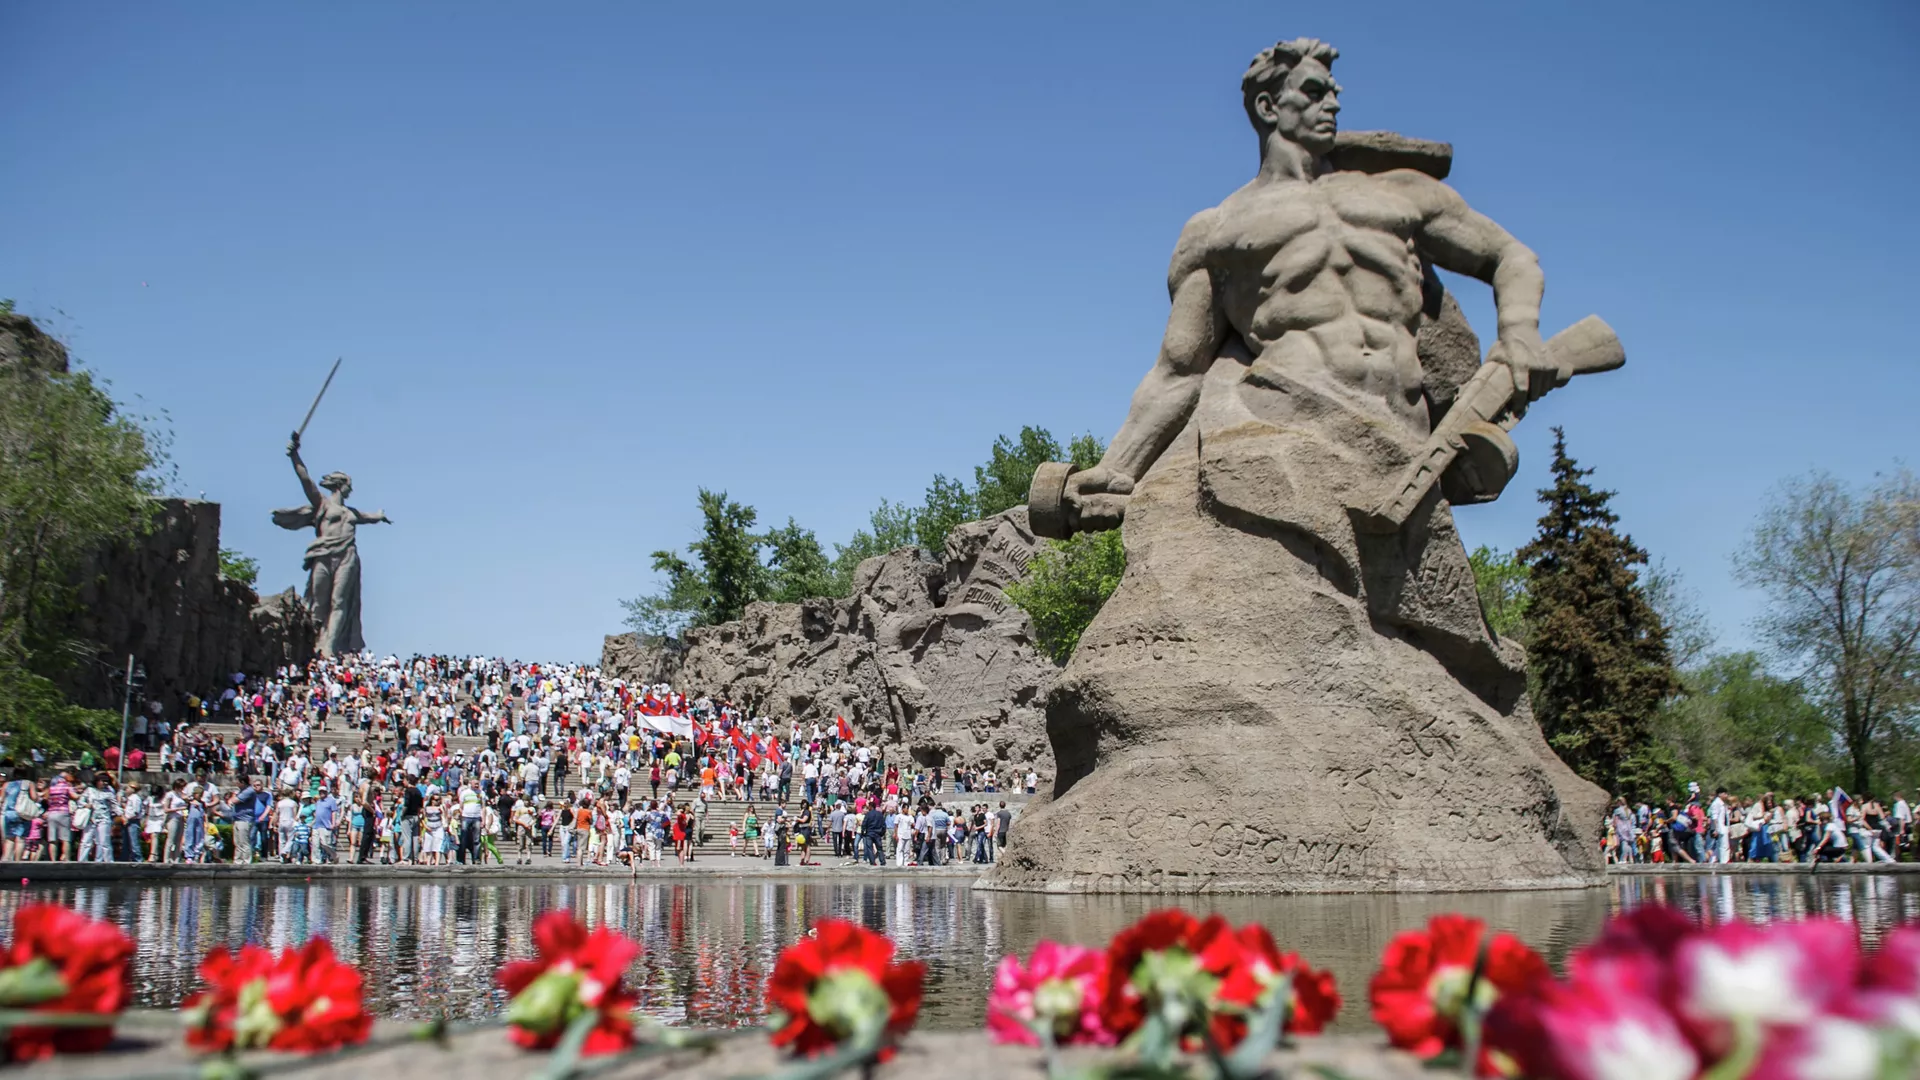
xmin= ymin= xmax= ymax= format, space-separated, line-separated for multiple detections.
xmin=115 ymin=656 xmax=143 ymax=784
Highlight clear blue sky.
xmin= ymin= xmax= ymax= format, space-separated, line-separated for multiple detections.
xmin=4 ymin=3 xmax=1916 ymax=662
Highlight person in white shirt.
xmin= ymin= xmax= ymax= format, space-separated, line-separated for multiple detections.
xmin=1893 ymin=791 xmax=1913 ymax=857
xmin=1707 ymin=790 xmax=1730 ymax=863
xmin=276 ymin=792 xmax=300 ymax=861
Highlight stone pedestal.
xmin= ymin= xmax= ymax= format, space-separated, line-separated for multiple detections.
xmin=983 ymin=360 xmax=1607 ymax=894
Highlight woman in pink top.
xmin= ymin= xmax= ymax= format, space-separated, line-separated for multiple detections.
xmin=40 ymin=771 xmax=75 ymax=861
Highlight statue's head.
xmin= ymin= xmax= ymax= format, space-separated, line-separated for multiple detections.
xmin=320 ymin=471 xmax=352 ymax=498
xmin=1242 ymin=38 xmax=1341 ymax=157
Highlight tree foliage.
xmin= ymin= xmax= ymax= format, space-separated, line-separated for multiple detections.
xmin=975 ymin=426 xmax=1065 ymax=520
xmin=1518 ymin=428 xmax=1680 ymax=799
xmin=1005 ymin=528 xmax=1126 ymax=665
xmin=218 ymin=548 xmax=260 ymax=587
xmin=628 ymin=424 xmax=1117 ymax=644
xmin=763 ymin=519 xmax=834 ymax=605
xmin=828 ymin=499 xmax=919 ymax=597
xmin=623 ymin=489 xmax=778 ymax=638
xmin=688 ymin=489 xmax=764 ymax=626
xmin=914 ymin=474 xmax=975 ymax=555
xmin=622 ymin=549 xmax=708 ymax=641
xmin=1468 ymin=545 xmax=1531 ymax=641
xmin=1653 ymin=651 xmax=1832 ymax=798
xmin=1733 ymin=469 xmax=1919 ymax=794
xmin=828 ymin=425 xmax=1106 ymax=591
xmin=0 ymin=314 xmax=165 ymax=751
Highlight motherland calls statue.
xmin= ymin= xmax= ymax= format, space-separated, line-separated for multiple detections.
xmin=272 ymin=432 xmax=389 ymax=658
xmin=985 ymin=38 xmax=1617 ymax=893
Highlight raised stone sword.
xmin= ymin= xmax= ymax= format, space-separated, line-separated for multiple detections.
xmin=294 ymin=357 xmax=342 ymax=442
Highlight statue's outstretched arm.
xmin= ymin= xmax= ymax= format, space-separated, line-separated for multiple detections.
xmin=1104 ymin=268 xmax=1220 ymax=478
xmin=1063 ymin=218 xmax=1224 ymax=530
xmin=287 ymin=432 xmax=323 ymax=509
xmin=1390 ymin=172 xmax=1555 ymax=405
xmin=350 ymin=508 xmax=391 ymax=525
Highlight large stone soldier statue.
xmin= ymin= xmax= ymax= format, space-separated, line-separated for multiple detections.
xmin=272 ymin=432 xmax=390 ymax=658
xmin=986 ymin=39 xmax=1615 ymax=893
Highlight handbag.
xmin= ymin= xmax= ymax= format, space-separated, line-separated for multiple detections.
xmin=14 ymin=789 xmax=43 ymax=821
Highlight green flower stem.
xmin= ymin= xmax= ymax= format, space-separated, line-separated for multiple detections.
xmin=0 ymin=957 xmax=71 ymax=1007
xmin=1456 ymin=938 xmax=1492 ymax=1077
xmin=1697 ymin=1016 xmax=1761 ymax=1080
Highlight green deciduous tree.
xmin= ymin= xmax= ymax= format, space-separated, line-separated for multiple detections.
xmin=914 ymin=474 xmax=975 ymax=555
xmin=829 ymin=498 xmax=919 ymax=596
xmin=688 ymin=489 xmax=764 ymax=626
xmin=630 ymin=424 xmax=1117 ymax=638
xmin=1734 ymin=469 xmax=1919 ymax=794
xmin=975 ymin=426 xmax=1064 ymax=519
xmin=218 ymin=548 xmax=260 ymax=587
xmin=0 ymin=313 xmax=165 ymax=751
xmin=1518 ymin=428 xmax=1680 ymax=799
xmin=1654 ymin=651 xmax=1832 ymax=798
xmin=622 ymin=549 xmax=708 ymax=641
xmin=1005 ymin=528 xmax=1126 ymax=665
xmin=764 ymin=519 xmax=835 ymax=604
xmin=1468 ymin=545 xmax=1531 ymax=641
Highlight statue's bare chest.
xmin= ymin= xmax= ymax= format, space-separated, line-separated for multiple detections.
xmin=1207 ymin=177 xmax=1422 ymax=287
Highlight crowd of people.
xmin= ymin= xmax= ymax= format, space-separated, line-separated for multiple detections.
xmin=1605 ymin=783 xmax=1912 ymax=865
xmin=0 ymin=654 xmax=1039 ymax=870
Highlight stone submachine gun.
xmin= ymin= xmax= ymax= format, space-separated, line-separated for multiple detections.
xmin=1026 ymin=316 xmax=1624 ymax=540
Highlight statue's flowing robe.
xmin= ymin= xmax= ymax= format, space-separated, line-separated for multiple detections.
xmin=271 ymin=502 xmax=365 ymax=657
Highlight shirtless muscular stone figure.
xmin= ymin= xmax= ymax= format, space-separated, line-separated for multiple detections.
xmin=985 ymin=39 xmax=1612 ymax=894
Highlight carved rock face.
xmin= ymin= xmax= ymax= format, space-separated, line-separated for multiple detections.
xmin=602 ymin=508 xmax=1056 ymax=777
xmin=63 ymin=498 xmax=316 ymax=708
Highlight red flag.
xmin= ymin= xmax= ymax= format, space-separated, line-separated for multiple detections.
xmin=730 ymin=727 xmax=753 ymax=757
xmin=836 ymin=715 xmax=853 ymax=742
xmin=766 ymin=738 xmax=784 ymax=766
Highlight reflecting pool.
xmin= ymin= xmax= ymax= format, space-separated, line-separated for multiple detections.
xmin=7 ymin=873 xmax=1917 ymax=1031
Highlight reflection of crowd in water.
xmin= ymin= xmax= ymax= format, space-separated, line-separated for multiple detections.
xmin=1605 ymin=784 xmax=1910 ymax=865
xmin=1 ymin=654 xmax=1038 ymax=870
xmin=0 ymin=880 xmax=1015 ymax=1027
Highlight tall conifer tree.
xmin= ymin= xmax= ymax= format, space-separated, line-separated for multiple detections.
xmin=1518 ymin=428 xmax=1680 ymax=797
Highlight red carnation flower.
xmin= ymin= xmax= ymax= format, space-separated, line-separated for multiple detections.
xmin=1099 ymin=909 xmax=1217 ymax=1038
xmin=497 ymin=911 xmax=641 ymax=1056
xmin=183 ymin=938 xmax=371 ymax=1053
xmin=767 ymin=919 xmax=924 ymax=1059
xmin=1368 ymin=914 xmax=1548 ymax=1073
xmin=0 ymin=903 xmax=134 ymax=1061
xmin=1199 ymin=923 xmax=1341 ymax=1043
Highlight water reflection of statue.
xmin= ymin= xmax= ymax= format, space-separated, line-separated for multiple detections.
xmin=272 ymin=432 xmax=390 ymax=657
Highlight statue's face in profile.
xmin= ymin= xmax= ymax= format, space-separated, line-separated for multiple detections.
xmin=1256 ymin=59 xmax=1341 ymax=156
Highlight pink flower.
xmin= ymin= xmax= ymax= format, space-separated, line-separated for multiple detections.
xmin=1749 ymin=1016 xmax=1882 ymax=1080
xmin=1486 ymin=978 xmax=1699 ymax=1080
xmin=987 ymin=942 xmax=1113 ymax=1047
xmin=1861 ymin=925 xmax=1920 ymax=997
xmin=1672 ymin=918 xmax=1860 ymax=1053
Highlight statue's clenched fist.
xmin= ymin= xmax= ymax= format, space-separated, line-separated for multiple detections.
xmin=1064 ymin=466 xmax=1134 ymax=533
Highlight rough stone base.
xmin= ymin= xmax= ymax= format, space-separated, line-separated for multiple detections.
xmin=983 ymin=410 xmax=1607 ymax=895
